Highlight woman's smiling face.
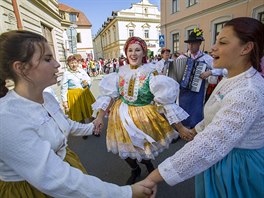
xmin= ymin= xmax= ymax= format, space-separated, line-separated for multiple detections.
xmin=126 ymin=43 xmax=145 ymax=67
xmin=211 ymin=26 xmax=251 ymax=75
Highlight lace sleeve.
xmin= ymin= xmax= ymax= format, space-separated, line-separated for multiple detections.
xmin=149 ymin=75 xmax=189 ymax=124
xmin=158 ymin=88 xmax=260 ymax=186
xmin=91 ymin=73 xmax=119 ymax=116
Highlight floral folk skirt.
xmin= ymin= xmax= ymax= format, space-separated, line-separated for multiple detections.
xmin=195 ymin=147 xmax=264 ymax=198
xmin=107 ymin=99 xmax=178 ymax=161
xmin=0 ymin=148 xmax=87 ymax=198
xmin=67 ymin=88 xmax=95 ymax=122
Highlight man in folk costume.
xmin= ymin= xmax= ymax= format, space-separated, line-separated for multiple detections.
xmin=176 ymin=28 xmax=221 ymax=128
xmin=155 ymin=48 xmax=173 ymax=76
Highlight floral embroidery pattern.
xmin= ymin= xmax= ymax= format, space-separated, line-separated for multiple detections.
xmin=119 ymin=77 xmax=125 ymax=96
xmin=216 ymin=91 xmax=224 ymax=100
xmin=138 ymin=73 xmax=147 ymax=87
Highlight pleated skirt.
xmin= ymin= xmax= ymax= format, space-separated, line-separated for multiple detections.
xmin=107 ymin=99 xmax=178 ymax=161
xmin=67 ymin=88 xmax=95 ymax=122
xmin=195 ymin=147 xmax=264 ymax=198
xmin=0 ymin=148 xmax=87 ymax=198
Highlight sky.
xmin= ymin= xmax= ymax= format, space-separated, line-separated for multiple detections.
xmin=58 ymin=0 xmax=160 ymax=36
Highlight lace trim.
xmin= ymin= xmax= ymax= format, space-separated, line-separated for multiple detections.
xmin=107 ymin=131 xmax=178 ymax=162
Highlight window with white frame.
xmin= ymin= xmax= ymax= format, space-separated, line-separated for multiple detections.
xmin=41 ymin=24 xmax=55 ymax=56
xmin=144 ymin=29 xmax=149 ymax=39
xmin=108 ymin=30 xmax=111 ymax=44
xmin=172 ymin=32 xmax=180 ymax=53
xmin=172 ymin=0 xmax=179 ymax=13
xmin=69 ymin=13 xmax=77 ymax=23
xmin=129 ymin=29 xmax=134 ymax=37
xmin=258 ymin=12 xmax=264 ymax=23
xmin=113 ymin=26 xmax=116 ymax=41
xmin=77 ymin=33 xmax=81 ymax=43
xmin=252 ymin=5 xmax=264 ymax=24
xmin=214 ymin=21 xmax=227 ymax=43
xmin=187 ymin=0 xmax=197 ymax=7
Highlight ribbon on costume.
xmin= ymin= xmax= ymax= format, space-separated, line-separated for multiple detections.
xmin=119 ymin=102 xmax=156 ymax=149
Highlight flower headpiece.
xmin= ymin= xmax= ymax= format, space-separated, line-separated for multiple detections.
xmin=184 ymin=27 xmax=205 ymax=43
xmin=193 ymin=27 xmax=203 ymax=37
xmin=124 ymin=36 xmax=148 ymax=64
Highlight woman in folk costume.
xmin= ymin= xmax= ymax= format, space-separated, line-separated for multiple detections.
xmin=92 ymin=36 xmax=193 ymax=185
xmin=61 ymin=55 xmax=95 ymax=125
xmin=142 ymin=17 xmax=264 ymax=198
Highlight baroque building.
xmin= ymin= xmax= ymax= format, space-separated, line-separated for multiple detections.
xmin=93 ymin=0 xmax=161 ymax=60
xmin=160 ymin=0 xmax=264 ymax=53
xmin=0 ymin=0 xmax=64 ymax=65
xmin=59 ymin=3 xmax=94 ymax=60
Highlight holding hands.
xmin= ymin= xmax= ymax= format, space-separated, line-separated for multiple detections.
xmin=174 ymin=122 xmax=197 ymax=141
xmin=132 ymin=179 xmax=157 ymax=198
xmin=92 ymin=114 xmax=104 ymax=136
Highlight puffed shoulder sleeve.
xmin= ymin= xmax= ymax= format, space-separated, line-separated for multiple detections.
xmin=149 ymin=74 xmax=189 ymax=125
xmin=92 ymin=73 xmax=119 ymax=116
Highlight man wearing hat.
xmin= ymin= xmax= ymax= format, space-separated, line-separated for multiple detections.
xmin=175 ymin=28 xmax=221 ymax=130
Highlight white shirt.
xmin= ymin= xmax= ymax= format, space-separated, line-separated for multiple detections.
xmin=0 ymin=91 xmax=131 ymax=198
xmin=158 ymin=67 xmax=264 ymax=186
xmin=155 ymin=59 xmax=172 ymax=75
xmin=61 ymin=68 xmax=92 ymax=102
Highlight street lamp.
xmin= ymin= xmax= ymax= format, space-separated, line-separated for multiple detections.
xmin=66 ymin=24 xmax=78 ymax=54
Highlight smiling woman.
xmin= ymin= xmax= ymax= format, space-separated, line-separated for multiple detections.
xmin=141 ymin=17 xmax=264 ymax=198
xmin=92 ymin=36 xmax=192 ymax=185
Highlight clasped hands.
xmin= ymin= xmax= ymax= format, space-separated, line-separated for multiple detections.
xmin=131 ymin=178 xmax=157 ymax=198
xmin=92 ymin=116 xmax=104 ymax=136
xmin=174 ymin=123 xmax=197 ymax=142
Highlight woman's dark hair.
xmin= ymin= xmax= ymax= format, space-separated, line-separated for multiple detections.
xmin=0 ymin=79 xmax=8 ymax=98
xmin=224 ymin=17 xmax=264 ymax=72
xmin=0 ymin=30 xmax=47 ymax=97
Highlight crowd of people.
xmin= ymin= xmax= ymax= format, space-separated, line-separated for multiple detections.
xmin=0 ymin=17 xmax=263 ymax=198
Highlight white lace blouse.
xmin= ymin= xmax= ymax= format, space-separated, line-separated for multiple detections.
xmin=0 ymin=91 xmax=131 ymax=197
xmin=158 ymin=67 xmax=264 ymax=186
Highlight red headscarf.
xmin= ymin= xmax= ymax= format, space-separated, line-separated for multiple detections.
xmin=124 ymin=36 xmax=148 ymax=64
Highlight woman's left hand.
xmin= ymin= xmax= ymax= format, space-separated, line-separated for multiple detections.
xmin=177 ymin=126 xmax=197 ymax=141
xmin=92 ymin=117 xmax=104 ymax=135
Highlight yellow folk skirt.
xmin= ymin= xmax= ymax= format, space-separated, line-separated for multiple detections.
xmin=67 ymin=88 xmax=95 ymax=122
xmin=0 ymin=148 xmax=87 ymax=198
xmin=107 ymin=99 xmax=178 ymax=161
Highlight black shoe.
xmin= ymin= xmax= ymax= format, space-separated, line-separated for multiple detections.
xmin=93 ymin=132 xmax=100 ymax=137
xmin=82 ymin=136 xmax=88 ymax=140
xmin=126 ymin=166 xmax=141 ymax=185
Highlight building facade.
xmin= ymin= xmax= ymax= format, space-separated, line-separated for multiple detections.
xmin=0 ymin=0 xmax=64 ymax=64
xmin=93 ymin=0 xmax=161 ymax=60
xmin=59 ymin=3 xmax=94 ymax=60
xmin=160 ymin=0 xmax=264 ymax=53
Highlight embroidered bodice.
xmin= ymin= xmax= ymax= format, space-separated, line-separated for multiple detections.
xmin=92 ymin=63 xmax=189 ymax=125
xmin=118 ymin=66 xmax=155 ymax=106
